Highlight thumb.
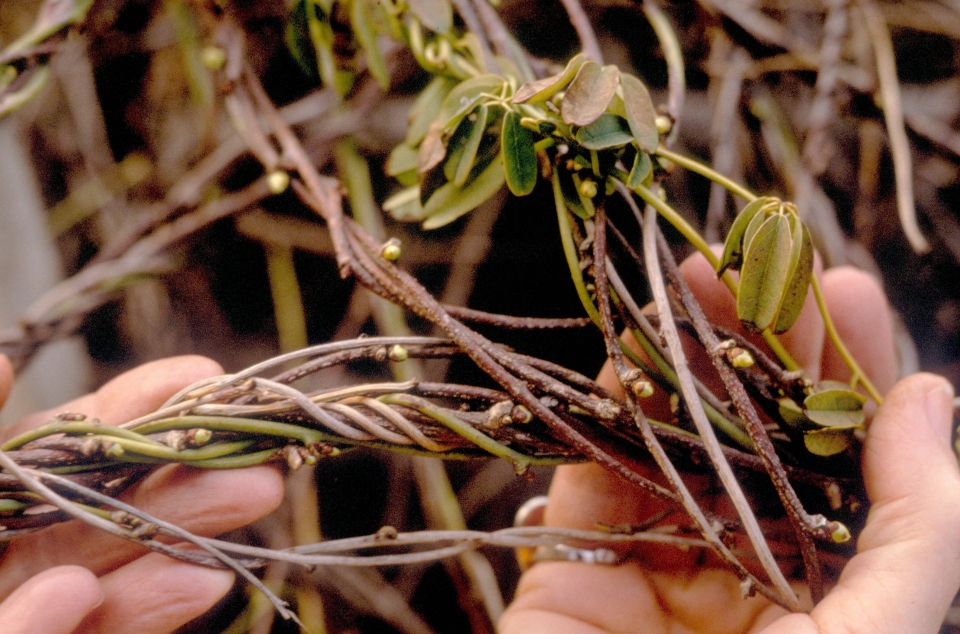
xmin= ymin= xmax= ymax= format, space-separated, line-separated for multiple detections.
xmin=0 ymin=354 xmax=12 ymax=412
xmin=808 ymin=373 xmax=960 ymax=633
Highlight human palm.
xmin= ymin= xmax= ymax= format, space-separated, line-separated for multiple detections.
xmin=0 ymin=356 xmax=284 ymax=634
xmin=500 ymin=256 xmax=960 ymax=634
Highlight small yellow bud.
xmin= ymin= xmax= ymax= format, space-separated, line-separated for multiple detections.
xmin=728 ymin=347 xmax=755 ymax=368
xmin=381 ymin=238 xmax=402 ymax=261
xmin=578 ymin=179 xmax=598 ymax=198
xmin=631 ymin=380 xmax=654 ymax=398
xmin=388 ymin=344 xmax=408 ymax=362
xmin=267 ymin=170 xmax=290 ymax=194
xmin=655 ymin=115 xmax=673 ymax=135
xmin=829 ymin=521 xmax=851 ymax=544
xmin=201 ymin=46 xmax=227 ymax=71
xmin=190 ymin=428 xmax=212 ymax=446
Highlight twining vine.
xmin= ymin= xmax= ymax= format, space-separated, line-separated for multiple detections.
xmin=0 ymin=0 xmax=932 ymax=624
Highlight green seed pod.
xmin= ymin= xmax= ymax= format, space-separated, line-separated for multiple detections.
xmin=717 ymin=197 xmax=775 ymax=277
xmin=733 ymin=200 xmax=814 ymax=334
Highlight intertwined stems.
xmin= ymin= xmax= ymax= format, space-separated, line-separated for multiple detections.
xmin=592 ymin=204 xmax=797 ymax=609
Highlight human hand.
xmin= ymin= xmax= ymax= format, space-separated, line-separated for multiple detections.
xmin=0 ymin=355 xmax=285 ymax=634
xmin=500 ymin=256 xmax=960 ymax=634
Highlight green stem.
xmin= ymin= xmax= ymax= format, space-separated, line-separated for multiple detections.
xmin=553 ymin=170 xmax=602 ymax=325
xmin=811 ymin=275 xmax=883 ymax=404
xmin=378 ymin=394 xmax=532 ymax=473
xmin=655 ymin=147 xmax=757 ymax=202
xmin=2 ymin=422 xmax=169 ymax=451
xmin=131 ymin=416 xmax=326 ymax=446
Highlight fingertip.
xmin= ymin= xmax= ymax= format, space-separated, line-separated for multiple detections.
xmin=94 ymin=355 xmax=225 ymax=425
xmin=0 ymin=566 xmax=103 ymax=634
xmin=863 ymin=373 xmax=960 ymax=506
xmin=78 ymin=555 xmax=235 ymax=634
xmin=0 ymin=354 xmax=12 ymax=411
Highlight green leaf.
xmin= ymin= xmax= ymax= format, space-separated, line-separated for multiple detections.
xmin=575 ymin=114 xmax=633 ymax=150
xmin=803 ymin=429 xmax=852 ymax=456
xmin=502 ymin=111 xmax=537 ymax=196
xmin=406 ymin=76 xmax=457 ymax=147
xmin=742 ymin=204 xmax=770 ymax=255
xmin=451 ymin=104 xmax=489 ymax=187
xmin=737 ymin=213 xmax=793 ymax=332
xmin=422 ymin=158 xmax=506 ymax=229
xmin=305 ymin=0 xmax=341 ymax=92
xmin=777 ymin=397 xmax=806 ymax=430
xmin=386 ymin=143 xmax=419 ymax=186
xmin=804 ymin=387 xmax=867 ymax=412
xmin=627 ymin=151 xmax=653 ymax=190
xmin=437 ymin=74 xmax=504 ymax=133
xmin=407 ymin=0 xmax=452 ymax=33
xmin=513 ymin=53 xmax=586 ymax=104
xmin=619 ymin=73 xmax=659 ymax=153
xmin=383 ymin=186 xmax=428 ymax=221
xmin=286 ymin=0 xmax=318 ymax=79
xmin=349 ymin=0 xmax=390 ymax=89
xmin=716 ymin=197 xmax=772 ymax=276
xmin=772 ymin=214 xmax=814 ymax=333
xmin=560 ymin=62 xmax=619 ymax=126
xmin=804 ymin=409 xmax=864 ymax=429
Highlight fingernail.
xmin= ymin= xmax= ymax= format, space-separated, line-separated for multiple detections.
xmin=925 ymin=380 xmax=955 ymax=444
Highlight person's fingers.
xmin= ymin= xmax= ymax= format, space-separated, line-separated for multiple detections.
xmin=0 ymin=354 xmax=13 ymax=412
xmin=763 ymin=373 xmax=960 ymax=634
xmin=0 ymin=464 xmax=283 ymax=599
xmin=7 ymin=355 xmax=224 ymax=436
xmin=76 ymin=552 xmax=234 ymax=634
xmin=819 ymin=267 xmax=898 ymax=394
xmin=0 ymin=565 xmax=102 ymax=634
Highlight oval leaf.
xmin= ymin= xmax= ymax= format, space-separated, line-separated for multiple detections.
xmin=437 ymin=74 xmax=505 ymax=133
xmin=804 ymin=387 xmax=867 ymax=412
xmin=620 ymin=73 xmax=659 ymax=153
xmin=737 ymin=213 xmax=793 ymax=332
xmin=513 ymin=53 xmax=586 ymax=104
xmin=502 ymin=111 xmax=537 ymax=196
xmin=349 ymin=0 xmax=390 ymax=89
xmin=575 ymin=114 xmax=633 ymax=150
xmin=452 ymin=104 xmax=489 ymax=187
xmin=383 ymin=186 xmax=428 ymax=222
xmin=406 ymin=76 xmax=457 ymax=146
xmin=422 ymin=158 xmax=505 ymax=229
xmin=803 ymin=429 xmax=852 ymax=457
xmin=771 ymin=216 xmax=814 ymax=333
xmin=717 ymin=197 xmax=773 ymax=276
xmin=804 ymin=409 xmax=865 ymax=429
xmin=560 ymin=62 xmax=619 ymax=126
xmin=627 ymin=151 xmax=653 ymax=190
